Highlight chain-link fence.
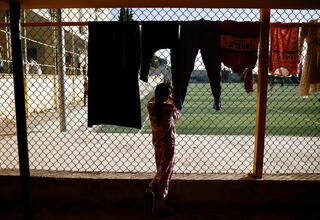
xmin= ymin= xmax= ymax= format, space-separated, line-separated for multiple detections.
xmin=0 ymin=8 xmax=319 ymax=174
xmin=264 ymin=9 xmax=320 ymax=173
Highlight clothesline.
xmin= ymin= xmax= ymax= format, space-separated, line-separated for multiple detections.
xmin=270 ymin=22 xmax=320 ymax=27
xmin=0 ymin=21 xmax=319 ymax=27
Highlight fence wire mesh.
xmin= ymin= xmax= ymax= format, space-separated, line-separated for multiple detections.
xmin=264 ymin=9 xmax=320 ymax=173
xmin=0 ymin=8 xmax=319 ymax=174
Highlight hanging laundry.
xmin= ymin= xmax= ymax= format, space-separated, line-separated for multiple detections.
xmin=87 ymin=22 xmax=142 ymax=129
xmin=175 ymin=20 xmax=221 ymax=111
xmin=220 ymin=21 xmax=260 ymax=93
xmin=269 ymin=23 xmax=300 ymax=76
xmin=140 ymin=21 xmax=179 ymax=85
xmin=297 ymin=20 xmax=320 ymax=97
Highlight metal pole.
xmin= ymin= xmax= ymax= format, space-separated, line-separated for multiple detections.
xmin=51 ymin=12 xmax=58 ymax=109
xmin=253 ymin=8 xmax=270 ymax=178
xmin=72 ymin=30 xmax=75 ymax=103
xmin=56 ymin=9 xmax=68 ymax=131
xmin=72 ymin=30 xmax=75 ymax=75
xmin=4 ymin=10 xmax=11 ymax=74
xmin=72 ymin=76 xmax=75 ymax=103
xmin=9 ymin=2 xmax=33 ymax=219
xmin=22 ymin=10 xmax=29 ymax=118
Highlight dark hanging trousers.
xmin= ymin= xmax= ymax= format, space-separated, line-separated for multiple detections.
xmin=174 ymin=20 xmax=222 ymax=111
xmin=87 ymin=22 xmax=142 ymax=129
xmin=140 ymin=21 xmax=179 ymax=84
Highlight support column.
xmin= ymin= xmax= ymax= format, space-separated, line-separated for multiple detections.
xmin=72 ymin=30 xmax=75 ymax=103
xmin=9 ymin=2 xmax=33 ymax=219
xmin=253 ymin=8 xmax=270 ymax=178
xmin=22 ymin=10 xmax=29 ymax=118
xmin=56 ymin=9 xmax=68 ymax=131
xmin=51 ymin=10 xmax=58 ymax=109
xmin=4 ymin=10 xmax=11 ymax=74
xmin=72 ymin=30 xmax=75 ymax=75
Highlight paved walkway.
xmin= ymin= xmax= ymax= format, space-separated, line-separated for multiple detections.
xmin=1 ymin=75 xmax=319 ymax=174
xmin=1 ymin=131 xmax=319 ymax=173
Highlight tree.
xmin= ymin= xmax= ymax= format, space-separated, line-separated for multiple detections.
xmin=221 ymin=67 xmax=231 ymax=82
xmin=118 ymin=9 xmax=170 ymax=71
xmin=150 ymin=55 xmax=168 ymax=69
xmin=118 ymin=8 xmax=133 ymax=21
xmin=150 ymin=56 xmax=160 ymax=69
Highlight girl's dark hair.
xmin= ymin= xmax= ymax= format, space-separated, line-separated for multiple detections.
xmin=154 ymin=83 xmax=172 ymax=122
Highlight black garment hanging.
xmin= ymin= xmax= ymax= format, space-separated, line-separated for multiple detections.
xmin=87 ymin=22 xmax=142 ymax=129
xmin=174 ymin=20 xmax=222 ymax=111
xmin=140 ymin=21 xmax=179 ymax=85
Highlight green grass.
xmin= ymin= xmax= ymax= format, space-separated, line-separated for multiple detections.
xmin=98 ymin=83 xmax=320 ymax=136
xmin=95 ymin=91 xmax=154 ymax=133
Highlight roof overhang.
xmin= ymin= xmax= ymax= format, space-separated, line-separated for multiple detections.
xmin=0 ymin=0 xmax=319 ymax=10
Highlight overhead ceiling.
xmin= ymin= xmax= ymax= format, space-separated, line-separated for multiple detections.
xmin=0 ymin=0 xmax=319 ymax=10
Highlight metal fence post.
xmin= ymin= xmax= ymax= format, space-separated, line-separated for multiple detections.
xmin=22 ymin=10 xmax=29 ymax=118
xmin=253 ymin=8 xmax=270 ymax=178
xmin=4 ymin=10 xmax=11 ymax=74
xmin=56 ymin=9 xmax=68 ymax=131
xmin=72 ymin=30 xmax=76 ymax=103
xmin=51 ymin=10 xmax=58 ymax=110
xmin=9 ymin=2 xmax=33 ymax=219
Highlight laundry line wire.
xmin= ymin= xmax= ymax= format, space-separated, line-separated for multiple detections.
xmin=0 ymin=20 xmax=319 ymax=27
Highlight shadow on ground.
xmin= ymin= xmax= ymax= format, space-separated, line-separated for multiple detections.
xmin=1 ymin=204 xmax=319 ymax=220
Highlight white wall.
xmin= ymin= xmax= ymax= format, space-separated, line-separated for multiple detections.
xmin=0 ymin=75 xmax=85 ymax=121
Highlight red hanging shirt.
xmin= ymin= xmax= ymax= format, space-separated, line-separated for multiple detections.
xmin=220 ymin=21 xmax=260 ymax=93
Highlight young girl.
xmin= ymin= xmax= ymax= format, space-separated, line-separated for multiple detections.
xmin=146 ymin=82 xmax=180 ymax=214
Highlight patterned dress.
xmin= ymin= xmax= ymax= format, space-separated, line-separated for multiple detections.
xmin=146 ymin=96 xmax=180 ymax=206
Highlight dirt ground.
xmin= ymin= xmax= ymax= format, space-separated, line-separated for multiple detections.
xmin=0 ymin=100 xmax=84 ymax=140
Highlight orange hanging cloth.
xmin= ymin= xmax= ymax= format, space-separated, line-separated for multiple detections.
xmin=269 ymin=23 xmax=300 ymax=76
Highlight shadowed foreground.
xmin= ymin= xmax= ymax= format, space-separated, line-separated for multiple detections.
xmin=1 ymin=172 xmax=320 ymax=220
xmin=0 ymin=204 xmax=319 ymax=220
xmin=1 ymin=204 xmax=319 ymax=220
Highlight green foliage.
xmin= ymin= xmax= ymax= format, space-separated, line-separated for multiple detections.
xmin=118 ymin=8 xmax=133 ymax=21
xmin=150 ymin=56 xmax=159 ymax=69
xmin=150 ymin=55 xmax=168 ymax=69
xmin=268 ymin=74 xmax=300 ymax=85
xmin=221 ymin=67 xmax=232 ymax=82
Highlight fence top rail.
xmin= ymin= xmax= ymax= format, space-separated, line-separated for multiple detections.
xmin=0 ymin=21 xmax=318 ymax=28
xmin=0 ymin=0 xmax=320 ymax=10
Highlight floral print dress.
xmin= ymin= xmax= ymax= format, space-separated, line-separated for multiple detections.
xmin=146 ymin=96 xmax=180 ymax=207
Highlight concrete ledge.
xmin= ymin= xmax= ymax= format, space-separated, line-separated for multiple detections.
xmin=1 ymin=170 xmax=320 ymax=209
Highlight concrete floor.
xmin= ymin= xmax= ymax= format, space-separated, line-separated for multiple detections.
xmin=1 ymin=171 xmax=319 ymax=220
xmin=0 ymin=131 xmax=319 ymax=173
xmin=1 ymin=204 xmax=319 ymax=220
xmin=0 ymin=73 xmax=319 ymax=174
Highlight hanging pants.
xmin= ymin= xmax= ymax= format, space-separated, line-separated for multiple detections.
xmin=174 ymin=20 xmax=222 ymax=111
xmin=87 ymin=22 xmax=142 ymax=129
xmin=140 ymin=21 xmax=179 ymax=84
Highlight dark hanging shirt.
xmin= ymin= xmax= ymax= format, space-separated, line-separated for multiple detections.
xmin=87 ymin=22 xmax=142 ymax=129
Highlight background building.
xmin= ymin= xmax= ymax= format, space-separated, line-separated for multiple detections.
xmin=0 ymin=8 xmax=112 ymax=75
